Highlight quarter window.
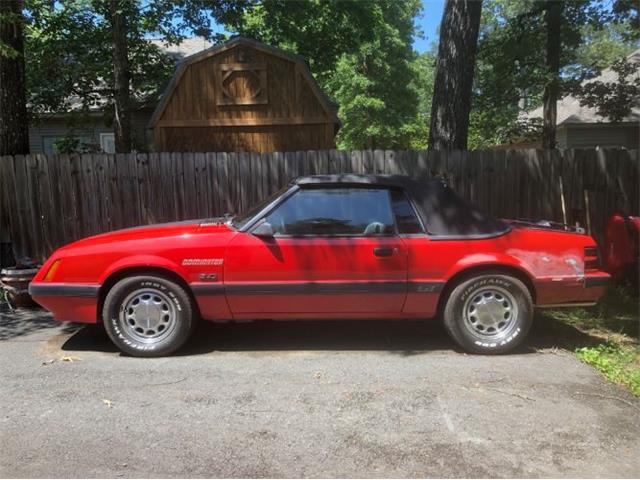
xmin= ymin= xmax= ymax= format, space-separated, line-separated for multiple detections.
xmin=265 ymin=188 xmax=395 ymax=236
xmin=390 ymin=190 xmax=424 ymax=234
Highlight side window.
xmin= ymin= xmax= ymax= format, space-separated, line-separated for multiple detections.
xmin=265 ymin=188 xmax=395 ymax=236
xmin=390 ymin=190 xmax=424 ymax=234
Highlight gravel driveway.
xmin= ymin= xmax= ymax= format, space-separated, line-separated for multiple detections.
xmin=1 ymin=308 xmax=639 ymax=478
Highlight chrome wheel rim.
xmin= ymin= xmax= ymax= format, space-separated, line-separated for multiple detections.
xmin=462 ymin=286 xmax=519 ymax=340
xmin=119 ymin=288 xmax=177 ymax=343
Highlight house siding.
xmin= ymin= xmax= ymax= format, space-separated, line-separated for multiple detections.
xmin=564 ymin=123 xmax=639 ymax=149
xmin=28 ymin=110 xmax=153 ymax=154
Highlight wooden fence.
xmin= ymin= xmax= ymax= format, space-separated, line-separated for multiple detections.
xmin=1 ymin=148 xmax=638 ymax=261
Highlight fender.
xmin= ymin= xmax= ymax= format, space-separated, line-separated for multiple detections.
xmin=443 ymin=253 xmax=536 ymax=283
xmin=98 ymin=254 xmax=233 ymax=323
xmin=98 ymin=254 xmax=191 ymax=286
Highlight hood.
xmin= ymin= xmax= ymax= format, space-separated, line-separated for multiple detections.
xmin=58 ymin=218 xmax=233 ymax=251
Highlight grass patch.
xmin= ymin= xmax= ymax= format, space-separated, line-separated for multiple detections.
xmin=542 ymin=286 xmax=639 ymax=396
xmin=576 ymin=343 xmax=640 ymax=395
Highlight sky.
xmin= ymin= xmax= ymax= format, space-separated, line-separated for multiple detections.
xmin=413 ymin=0 xmax=446 ymax=53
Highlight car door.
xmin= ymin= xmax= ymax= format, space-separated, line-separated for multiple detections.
xmin=224 ymin=186 xmax=408 ymax=317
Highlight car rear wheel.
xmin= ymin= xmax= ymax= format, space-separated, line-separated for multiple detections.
xmin=102 ymin=275 xmax=195 ymax=357
xmin=443 ymin=273 xmax=533 ymax=354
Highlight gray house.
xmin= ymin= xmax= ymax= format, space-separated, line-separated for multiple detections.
xmin=28 ymin=37 xmax=213 ymax=154
xmin=519 ymin=49 xmax=640 ymax=149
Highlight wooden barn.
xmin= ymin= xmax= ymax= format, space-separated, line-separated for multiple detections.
xmin=148 ymin=36 xmax=340 ymax=152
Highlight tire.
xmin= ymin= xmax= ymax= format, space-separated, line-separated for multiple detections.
xmin=443 ymin=273 xmax=533 ymax=354
xmin=102 ymin=275 xmax=195 ymax=357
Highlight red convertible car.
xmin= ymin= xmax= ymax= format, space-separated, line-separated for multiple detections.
xmin=29 ymin=174 xmax=609 ymax=356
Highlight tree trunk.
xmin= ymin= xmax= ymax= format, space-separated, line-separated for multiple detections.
xmin=428 ymin=0 xmax=482 ymax=150
xmin=109 ymin=0 xmax=132 ymax=153
xmin=0 ymin=0 xmax=29 ymax=155
xmin=542 ymin=0 xmax=561 ymax=149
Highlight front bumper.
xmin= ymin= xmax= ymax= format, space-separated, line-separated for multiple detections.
xmin=28 ymin=282 xmax=100 ymax=323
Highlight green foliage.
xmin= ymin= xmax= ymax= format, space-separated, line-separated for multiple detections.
xmin=407 ymin=52 xmax=436 ymax=149
xmin=23 ymin=0 xmax=243 ymax=117
xmin=575 ymin=21 xmax=637 ymax=71
xmin=576 ymin=343 xmax=640 ymax=396
xmin=52 ymin=135 xmax=91 ymax=154
xmin=233 ymin=0 xmax=427 ymax=149
xmin=0 ymin=10 xmax=23 ymax=58
xmin=469 ymin=0 xmax=639 ymax=148
xmin=20 ymin=0 xmax=635 ymax=149
xmin=544 ymin=286 xmax=639 ymax=396
xmin=547 ymin=285 xmax=638 ymax=337
xmin=327 ymin=1 xmax=422 ymax=149
xmin=571 ymin=58 xmax=640 ymax=122
xmin=231 ymin=0 xmax=384 ymax=85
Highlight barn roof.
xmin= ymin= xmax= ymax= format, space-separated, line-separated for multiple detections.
xmin=148 ymin=36 xmax=340 ymax=129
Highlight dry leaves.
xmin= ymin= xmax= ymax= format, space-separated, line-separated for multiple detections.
xmin=60 ymin=356 xmax=81 ymax=362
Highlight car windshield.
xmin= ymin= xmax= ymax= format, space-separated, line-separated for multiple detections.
xmin=230 ymin=185 xmax=291 ymax=230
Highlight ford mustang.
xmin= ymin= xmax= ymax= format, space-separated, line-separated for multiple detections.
xmin=29 ymin=174 xmax=609 ymax=356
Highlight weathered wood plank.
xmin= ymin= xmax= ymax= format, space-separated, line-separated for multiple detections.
xmin=338 ymin=149 xmax=351 ymax=173
xmin=227 ymin=152 xmax=240 ymax=214
xmin=2 ymin=149 xmax=637 ymax=259
xmin=0 ymin=157 xmax=23 ymax=258
xmin=182 ymin=152 xmax=197 ymax=219
xmin=205 ymin=152 xmax=220 ymax=216
xmin=350 ymin=150 xmax=363 ymax=173
xmin=216 ymin=152 xmax=232 ymax=215
xmin=35 ymin=154 xmax=57 ymax=255
xmin=328 ymin=149 xmax=340 ymax=174
xmin=306 ymin=150 xmax=318 ymax=176
xmin=25 ymin=155 xmax=45 ymax=259
xmin=238 ymin=152 xmax=251 ymax=213
xmin=137 ymin=153 xmax=152 ymax=224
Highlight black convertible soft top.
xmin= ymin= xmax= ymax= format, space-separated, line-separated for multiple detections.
xmin=293 ymin=174 xmax=511 ymax=239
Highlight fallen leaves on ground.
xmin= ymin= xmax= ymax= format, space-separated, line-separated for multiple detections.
xmin=60 ymin=356 xmax=81 ymax=362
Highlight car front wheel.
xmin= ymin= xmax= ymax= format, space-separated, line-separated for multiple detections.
xmin=443 ymin=273 xmax=533 ymax=354
xmin=102 ymin=275 xmax=195 ymax=357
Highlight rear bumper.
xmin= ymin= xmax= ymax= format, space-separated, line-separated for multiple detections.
xmin=583 ymin=275 xmax=610 ymax=288
xmin=579 ymin=272 xmax=609 ymax=304
xmin=28 ymin=282 xmax=100 ymax=323
xmin=535 ymin=272 xmax=609 ymax=307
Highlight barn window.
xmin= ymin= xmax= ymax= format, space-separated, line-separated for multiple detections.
xmin=215 ymin=62 xmax=268 ymax=106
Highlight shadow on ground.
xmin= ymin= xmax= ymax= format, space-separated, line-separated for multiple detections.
xmin=0 ymin=306 xmax=78 ymax=340
xmin=59 ymin=311 xmax=609 ymax=357
xmin=0 ymin=304 xmax=610 ymax=357
xmin=527 ymin=311 xmax=610 ymax=351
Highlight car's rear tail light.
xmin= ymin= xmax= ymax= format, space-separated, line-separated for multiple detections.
xmin=584 ymin=246 xmax=601 ymax=271
xmin=43 ymin=259 xmax=61 ymax=281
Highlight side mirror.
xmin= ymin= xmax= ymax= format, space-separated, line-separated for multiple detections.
xmin=252 ymin=221 xmax=275 ymax=238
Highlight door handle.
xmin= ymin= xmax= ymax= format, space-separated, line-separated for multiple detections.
xmin=373 ymin=247 xmax=396 ymax=257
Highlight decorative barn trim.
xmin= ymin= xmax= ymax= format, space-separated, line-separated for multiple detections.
xmin=148 ymin=36 xmax=340 ymax=129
